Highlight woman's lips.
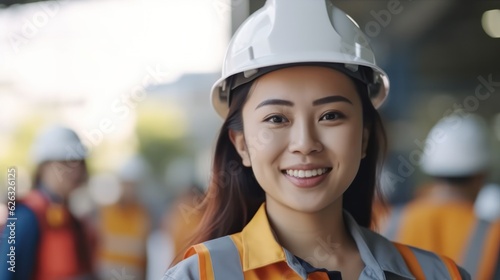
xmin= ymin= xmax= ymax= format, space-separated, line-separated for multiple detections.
xmin=282 ymin=168 xmax=332 ymax=188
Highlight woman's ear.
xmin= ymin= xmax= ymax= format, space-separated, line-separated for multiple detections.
xmin=229 ymin=129 xmax=252 ymax=167
xmin=361 ymin=127 xmax=370 ymax=158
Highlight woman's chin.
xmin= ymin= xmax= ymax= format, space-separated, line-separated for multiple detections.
xmin=271 ymin=197 xmax=338 ymax=214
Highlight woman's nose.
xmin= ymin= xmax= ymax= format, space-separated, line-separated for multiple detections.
xmin=288 ymin=121 xmax=323 ymax=155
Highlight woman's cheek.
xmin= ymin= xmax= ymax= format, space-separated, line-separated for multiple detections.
xmin=323 ymin=126 xmax=363 ymax=156
xmin=245 ymin=123 xmax=281 ymax=152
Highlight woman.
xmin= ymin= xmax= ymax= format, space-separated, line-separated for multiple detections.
xmin=164 ymin=0 xmax=470 ymax=279
xmin=0 ymin=125 xmax=95 ymax=279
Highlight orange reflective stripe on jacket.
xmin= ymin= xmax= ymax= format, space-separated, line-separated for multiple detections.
xmin=394 ymin=242 xmax=462 ymax=280
xmin=184 ymin=236 xmax=243 ymax=280
xmin=393 ymin=243 xmax=426 ymax=279
xmin=466 ymin=220 xmax=500 ymax=280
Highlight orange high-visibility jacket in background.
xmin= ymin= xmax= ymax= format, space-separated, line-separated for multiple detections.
xmin=385 ymin=200 xmax=500 ymax=280
xmin=164 ymin=203 xmax=469 ymax=279
xmin=22 ymin=190 xmax=94 ymax=279
xmin=98 ymin=203 xmax=150 ymax=278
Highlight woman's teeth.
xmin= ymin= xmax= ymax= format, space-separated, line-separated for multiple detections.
xmin=285 ymin=168 xmax=329 ymax=178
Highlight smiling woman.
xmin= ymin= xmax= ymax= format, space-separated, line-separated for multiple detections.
xmin=230 ymin=66 xmax=373 ymax=217
xmin=163 ymin=0 xmax=470 ymax=279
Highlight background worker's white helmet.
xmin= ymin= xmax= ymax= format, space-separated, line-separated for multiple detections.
xmin=211 ymin=0 xmax=390 ymax=118
xmin=420 ymin=113 xmax=492 ymax=177
xmin=32 ymin=125 xmax=87 ymax=164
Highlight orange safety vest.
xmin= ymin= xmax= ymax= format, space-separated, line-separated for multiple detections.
xmin=22 ymin=190 xmax=94 ymax=279
xmin=184 ymin=237 xmax=462 ymax=280
xmin=97 ymin=203 xmax=149 ymax=277
xmin=387 ymin=200 xmax=500 ymax=280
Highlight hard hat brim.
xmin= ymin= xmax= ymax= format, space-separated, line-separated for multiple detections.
xmin=211 ymin=62 xmax=389 ymax=119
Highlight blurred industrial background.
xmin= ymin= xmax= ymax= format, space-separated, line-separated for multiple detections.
xmin=0 ymin=0 xmax=499 ymax=278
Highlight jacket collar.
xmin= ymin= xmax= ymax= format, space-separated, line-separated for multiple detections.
xmin=240 ymin=203 xmax=415 ymax=279
xmin=343 ymin=210 xmax=415 ymax=279
xmin=241 ymin=203 xmax=286 ymax=271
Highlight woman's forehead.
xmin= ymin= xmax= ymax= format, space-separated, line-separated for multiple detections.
xmin=247 ymin=66 xmax=360 ymax=102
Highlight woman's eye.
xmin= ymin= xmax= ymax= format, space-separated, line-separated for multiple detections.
xmin=320 ymin=112 xmax=344 ymax=121
xmin=264 ymin=115 xmax=288 ymax=123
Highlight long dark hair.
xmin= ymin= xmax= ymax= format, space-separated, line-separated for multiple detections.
xmin=189 ymin=66 xmax=387 ymax=248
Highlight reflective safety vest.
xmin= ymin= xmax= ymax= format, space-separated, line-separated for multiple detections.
xmin=22 ymin=190 xmax=94 ymax=280
xmin=460 ymin=219 xmax=500 ymax=280
xmin=183 ymin=236 xmax=463 ymax=280
xmin=382 ymin=202 xmax=500 ymax=280
xmin=97 ymin=203 xmax=150 ymax=279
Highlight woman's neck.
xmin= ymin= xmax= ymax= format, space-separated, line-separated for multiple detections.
xmin=265 ymin=199 xmax=357 ymax=267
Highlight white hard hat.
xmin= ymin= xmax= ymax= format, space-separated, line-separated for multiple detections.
xmin=474 ymin=183 xmax=500 ymax=222
xmin=211 ymin=0 xmax=390 ymax=118
xmin=32 ymin=125 xmax=87 ymax=164
xmin=420 ymin=113 xmax=492 ymax=177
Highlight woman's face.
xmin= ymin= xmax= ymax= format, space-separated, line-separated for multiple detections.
xmin=41 ymin=160 xmax=87 ymax=198
xmin=230 ymin=66 xmax=368 ymax=213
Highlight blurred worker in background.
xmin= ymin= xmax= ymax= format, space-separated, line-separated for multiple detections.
xmin=0 ymin=124 xmax=96 ymax=279
xmin=146 ymin=184 xmax=204 ymax=280
xmin=381 ymin=113 xmax=500 ymax=280
xmin=96 ymin=155 xmax=151 ymax=280
xmin=146 ymin=204 xmax=175 ymax=280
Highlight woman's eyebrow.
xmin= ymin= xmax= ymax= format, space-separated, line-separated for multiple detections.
xmin=255 ymin=95 xmax=352 ymax=110
xmin=313 ymin=95 xmax=353 ymax=106
xmin=255 ymin=99 xmax=294 ymax=110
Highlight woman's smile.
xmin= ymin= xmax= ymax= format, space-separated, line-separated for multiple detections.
xmin=284 ymin=168 xmax=330 ymax=178
xmin=281 ymin=164 xmax=333 ymax=188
